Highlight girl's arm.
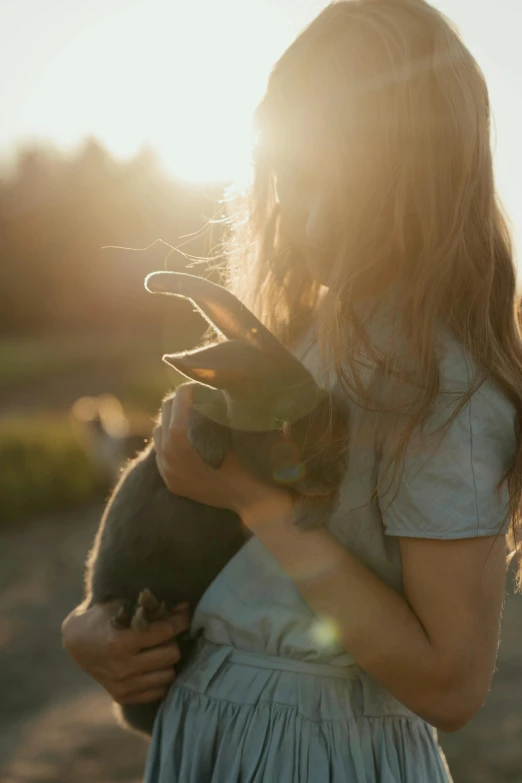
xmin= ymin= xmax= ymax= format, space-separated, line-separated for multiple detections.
xmin=240 ymin=491 xmax=507 ymax=734
xmin=150 ymin=379 xmax=512 ymax=733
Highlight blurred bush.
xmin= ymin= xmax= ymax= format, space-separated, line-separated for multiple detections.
xmin=0 ymin=331 xmax=194 ymax=389
xmin=0 ymin=137 xmax=228 ymax=339
xmin=0 ymin=135 xmax=226 ymax=522
xmin=0 ymin=332 xmax=191 ymax=522
xmin=0 ymin=414 xmax=110 ymax=523
xmin=121 ymin=361 xmax=184 ymax=413
xmin=0 ymin=333 xmax=159 ymax=390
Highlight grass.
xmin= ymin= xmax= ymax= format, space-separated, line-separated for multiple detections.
xmin=121 ymin=360 xmax=184 ymax=414
xmin=0 ymin=331 xmax=195 ymax=522
xmin=0 ymin=413 xmax=111 ymax=523
xmin=0 ymin=332 xmax=162 ymax=389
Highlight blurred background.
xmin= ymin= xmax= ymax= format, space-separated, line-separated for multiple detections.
xmin=0 ymin=1 xmax=521 ymax=781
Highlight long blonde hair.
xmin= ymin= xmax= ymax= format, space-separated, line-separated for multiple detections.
xmin=209 ymin=0 xmax=522 ymax=587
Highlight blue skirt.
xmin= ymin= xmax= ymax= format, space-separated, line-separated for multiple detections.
xmin=144 ymin=636 xmax=453 ymax=783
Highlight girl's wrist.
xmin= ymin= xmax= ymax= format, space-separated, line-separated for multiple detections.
xmin=237 ymin=484 xmax=294 ymax=530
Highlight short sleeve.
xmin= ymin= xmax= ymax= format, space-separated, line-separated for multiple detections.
xmin=377 ymin=357 xmax=518 ymax=540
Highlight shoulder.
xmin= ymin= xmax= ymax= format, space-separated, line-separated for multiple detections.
xmin=435 ymin=325 xmax=518 ymax=440
xmin=375 ymin=322 xmax=518 ymax=539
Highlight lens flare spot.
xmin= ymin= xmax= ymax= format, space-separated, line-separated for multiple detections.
xmin=309 ymin=615 xmax=342 ymax=648
xmin=273 ymin=463 xmax=306 ymax=484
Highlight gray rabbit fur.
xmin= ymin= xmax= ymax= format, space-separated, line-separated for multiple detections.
xmin=83 ymin=271 xmax=350 ymax=736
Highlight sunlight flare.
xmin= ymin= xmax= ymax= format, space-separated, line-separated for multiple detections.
xmin=15 ymin=0 xmax=296 ymax=184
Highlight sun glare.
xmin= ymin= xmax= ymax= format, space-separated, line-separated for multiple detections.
xmin=16 ymin=0 xmax=297 ymax=185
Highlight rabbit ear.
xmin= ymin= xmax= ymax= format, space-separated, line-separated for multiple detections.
xmin=145 ymin=271 xmax=296 ymax=362
xmin=163 ymin=340 xmax=309 ymax=398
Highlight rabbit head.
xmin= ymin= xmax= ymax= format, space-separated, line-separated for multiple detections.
xmin=145 ymin=271 xmax=349 ymax=530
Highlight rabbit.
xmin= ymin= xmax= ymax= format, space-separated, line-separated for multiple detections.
xmin=83 ymin=271 xmax=350 ymax=736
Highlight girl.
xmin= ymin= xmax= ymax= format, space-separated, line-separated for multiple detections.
xmin=62 ymin=1 xmax=522 ymax=780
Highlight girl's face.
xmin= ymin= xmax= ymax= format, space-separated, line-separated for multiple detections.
xmin=273 ymin=149 xmax=338 ymax=286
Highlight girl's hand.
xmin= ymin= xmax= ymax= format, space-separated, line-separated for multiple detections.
xmin=61 ymin=601 xmax=191 ymax=705
xmin=153 ymin=383 xmax=289 ymax=519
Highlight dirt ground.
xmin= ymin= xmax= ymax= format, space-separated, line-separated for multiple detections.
xmin=0 ymin=503 xmax=521 ymax=783
xmin=0 ymin=504 xmax=146 ymax=782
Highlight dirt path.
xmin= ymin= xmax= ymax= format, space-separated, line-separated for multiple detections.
xmin=0 ymin=504 xmax=521 ymax=782
xmin=0 ymin=505 xmax=148 ymax=782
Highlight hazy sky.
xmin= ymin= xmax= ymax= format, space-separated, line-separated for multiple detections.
xmin=1 ymin=0 xmax=520 ymax=274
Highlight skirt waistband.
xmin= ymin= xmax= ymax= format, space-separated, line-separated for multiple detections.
xmin=226 ymin=646 xmax=361 ymax=680
xmin=175 ymin=636 xmax=362 ymax=696
xmin=174 ymin=636 xmax=419 ymax=721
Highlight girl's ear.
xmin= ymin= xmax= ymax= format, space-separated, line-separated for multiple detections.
xmin=162 ymin=340 xmax=282 ymax=397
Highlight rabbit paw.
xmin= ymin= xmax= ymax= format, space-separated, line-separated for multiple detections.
xmin=110 ymin=604 xmax=133 ymax=630
xmin=130 ymin=588 xmax=170 ymax=631
xmin=110 ymin=588 xmax=170 ymax=631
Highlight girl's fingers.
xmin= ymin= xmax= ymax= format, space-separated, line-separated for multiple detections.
xmin=119 ymin=667 xmax=176 ymax=696
xmin=172 ymin=601 xmax=190 ymax=611
xmin=160 ymin=396 xmax=173 ymax=444
xmin=152 ymin=424 xmax=162 ymax=455
xmin=125 ymin=611 xmax=191 ymax=653
xmin=131 ymin=642 xmax=183 ymax=675
xmin=116 ymin=621 xmax=174 ymax=654
xmin=169 ymin=384 xmax=193 ymax=421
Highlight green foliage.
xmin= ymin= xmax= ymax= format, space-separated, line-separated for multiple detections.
xmin=0 ymin=414 xmax=110 ymax=524
xmin=0 ymin=333 xmax=161 ymax=390
xmin=0 ymin=328 xmax=203 ymax=523
xmin=122 ymin=361 xmax=184 ymax=414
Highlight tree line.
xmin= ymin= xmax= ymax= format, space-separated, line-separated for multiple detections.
xmin=0 ymin=137 xmax=227 ymax=341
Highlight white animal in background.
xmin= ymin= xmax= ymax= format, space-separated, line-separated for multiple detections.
xmin=71 ymin=394 xmax=152 ymax=483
